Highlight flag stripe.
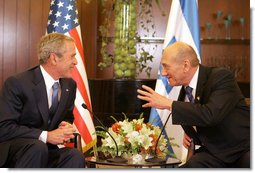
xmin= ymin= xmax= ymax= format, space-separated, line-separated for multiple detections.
xmin=74 ymin=89 xmax=95 ymax=135
xmin=71 ymin=67 xmax=91 ymax=108
xmin=73 ymin=107 xmax=93 ymax=143
xmin=69 ymin=28 xmax=86 ymax=66
xmin=179 ymin=0 xmax=200 ymax=52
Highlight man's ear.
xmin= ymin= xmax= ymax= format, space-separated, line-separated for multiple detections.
xmin=49 ymin=53 xmax=57 ymax=65
xmin=183 ymin=59 xmax=191 ymax=73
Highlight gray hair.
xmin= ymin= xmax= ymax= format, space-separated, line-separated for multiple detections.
xmin=37 ymin=33 xmax=74 ymax=64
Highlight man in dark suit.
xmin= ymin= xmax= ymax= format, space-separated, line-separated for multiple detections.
xmin=137 ymin=41 xmax=250 ymax=168
xmin=0 ymin=33 xmax=85 ymax=168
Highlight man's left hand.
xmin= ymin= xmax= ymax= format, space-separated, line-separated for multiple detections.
xmin=137 ymin=85 xmax=173 ymax=110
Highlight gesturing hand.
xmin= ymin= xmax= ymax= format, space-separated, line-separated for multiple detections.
xmin=137 ymin=85 xmax=173 ymax=110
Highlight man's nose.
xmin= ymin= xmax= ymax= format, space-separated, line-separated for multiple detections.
xmin=161 ymin=68 xmax=167 ymax=76
xmin=73 ymin=57 xmax=78 ymax=65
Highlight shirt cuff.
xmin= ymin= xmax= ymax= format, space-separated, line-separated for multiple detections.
xmin=39 ymin=131 xmax=47 ymax=143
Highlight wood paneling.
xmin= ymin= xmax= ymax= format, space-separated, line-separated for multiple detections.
xmin=30 ymin=0 xmax=44 ymax=66
xmin=3 ymin=0 xmax=17 ymax=82
xmin=0 ymin=0 xmax=51 ymax=89
xmin=199 ymin=0 xmax=250 ymax=40
xmin=0 ymin=0 xmax=3 ymax=87
xmin=78 ymin=0 xmax=98 ymax=78
xmin=199 ymin=0 xmax=250 ymax=82
xmin=16 ymin=0 xmax=30 ymax=73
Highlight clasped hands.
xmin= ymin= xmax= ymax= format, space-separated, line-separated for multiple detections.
xmin=137 ymin=85 xmax=173 ymax=110
xmin=47 ymin=121 xmax=76 ymax=145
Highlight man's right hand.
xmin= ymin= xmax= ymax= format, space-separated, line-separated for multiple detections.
xmin=183 ymin=133 xmax=192 ymax=149
xmin=47 ymin=125 xmax=76 ymax=145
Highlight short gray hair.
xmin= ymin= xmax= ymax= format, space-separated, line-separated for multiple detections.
xmin=37 ymin=33 xmax=74 ymax=64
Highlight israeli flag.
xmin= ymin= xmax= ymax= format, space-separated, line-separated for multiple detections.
xmin=149 ymin=0 xmax=201 ymax=162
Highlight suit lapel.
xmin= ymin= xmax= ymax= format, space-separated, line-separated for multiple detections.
xmin=178 ymin=86 xmax=186 ymax=101
xmin=195 ymin=65 xmax=211 ymax=104
xmin=32 ymin=67 xmax=49 ymax=127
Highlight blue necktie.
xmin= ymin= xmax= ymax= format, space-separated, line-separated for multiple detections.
xmin=48 ymin=82 xmax=59 ymax=124
xmin=185 ymin=86 xmax=194 ymax=103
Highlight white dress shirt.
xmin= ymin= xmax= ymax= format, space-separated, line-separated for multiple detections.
xmin=38 ymin=65 xmax=60 ymax=143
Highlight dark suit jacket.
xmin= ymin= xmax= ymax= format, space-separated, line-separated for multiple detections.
xmin=0 ymin=66 xmax=77 ymax=166
xmin=172 ymin=65 xmax=250 ymax=163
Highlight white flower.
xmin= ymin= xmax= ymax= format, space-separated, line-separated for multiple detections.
xmin=140 ymin=124 xmax=153 ymax=135
xmin=132 ymin=154 xmax=143 ymax=163
xmin=140 ymin=134 xmax=153 ymax=150
xmin=120 ymin=120 xmax=134 ymax=133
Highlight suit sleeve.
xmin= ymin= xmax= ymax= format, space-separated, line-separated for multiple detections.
xmin=0 ymin=77 xmax=42 ymax=142
xmin=172 ymin=68 xmax=246 ymax=127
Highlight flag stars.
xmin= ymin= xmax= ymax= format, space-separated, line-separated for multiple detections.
xmin=49 ymin=10 xmax=53 ymax=15
xmin=55 ymin=11 xmax=62 ymax=18
xmin=53 ymin=21 xmax=59 ymax=27
xmin=50 ymin=0 xmax=55 ymax=6
xmin=74 ymin=18 xmax=78 ymax=24
xmin=64 ymin=14 xmax=71 ymax=21
xmin=67 ymin=4 xmax=73 ymax=11
xmin=62 ymin=23 xmax=69 ymax=30
xmin=47 ymin=0 xmax=79 ymax=33
xmin=57 ymin=1 xmax=64 ymax=8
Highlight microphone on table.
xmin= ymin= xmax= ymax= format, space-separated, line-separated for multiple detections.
xmin=145 ymin=112 xmax=172 ymax=163
xmin=81 ymin=103 xmax=128 ymax=163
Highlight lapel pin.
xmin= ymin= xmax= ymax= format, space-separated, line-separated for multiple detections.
xmin=66 ymin=89 xmax=69 ymax=92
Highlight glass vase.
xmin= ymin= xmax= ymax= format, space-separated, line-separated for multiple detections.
xmin=114 ymin=0 xmax=137 ymax=79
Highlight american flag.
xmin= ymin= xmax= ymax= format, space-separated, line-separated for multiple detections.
xmin=47 ymin=0 xmax=97 ymax=152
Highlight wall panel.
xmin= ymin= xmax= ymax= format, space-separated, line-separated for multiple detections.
xmin=29 ymin=0 xmax=44 ymax=66
xmin=3 ymin=0 xmax=17 ymax=82
xmin=16 ymin=0 xmax=30 ymax=73
xmin=0 ymin=0 xmax=3 ymax=87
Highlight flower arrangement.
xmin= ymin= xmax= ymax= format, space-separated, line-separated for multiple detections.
xmin=96 ymin=114 xmax=173 ymax=162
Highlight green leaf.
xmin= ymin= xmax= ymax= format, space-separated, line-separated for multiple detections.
xmin=138 ymin=112 xmax=144 ymax=119
xmin=110 ymin=115 xmax=118 ymax=122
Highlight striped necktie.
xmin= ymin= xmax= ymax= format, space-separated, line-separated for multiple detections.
xmin=185 ymin=86 xmax=194 ymax=103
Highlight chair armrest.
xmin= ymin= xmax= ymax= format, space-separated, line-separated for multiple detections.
xmin=72 ymin=132 xmax=82 ymax=152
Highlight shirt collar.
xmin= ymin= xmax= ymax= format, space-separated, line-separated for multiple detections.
xmin=40 ymin=65 xmax=59 ymax=90
xmin=188 ymin=66 xmax=199 ymax=90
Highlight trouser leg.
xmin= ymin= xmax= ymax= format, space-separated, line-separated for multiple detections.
xmin=7 ymin=138 xmax=48 ymax=168
xmin=180 ymin=147 xmax=226 ymax=168
xmin=48 ymin=147 xmax=85 ymax=168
